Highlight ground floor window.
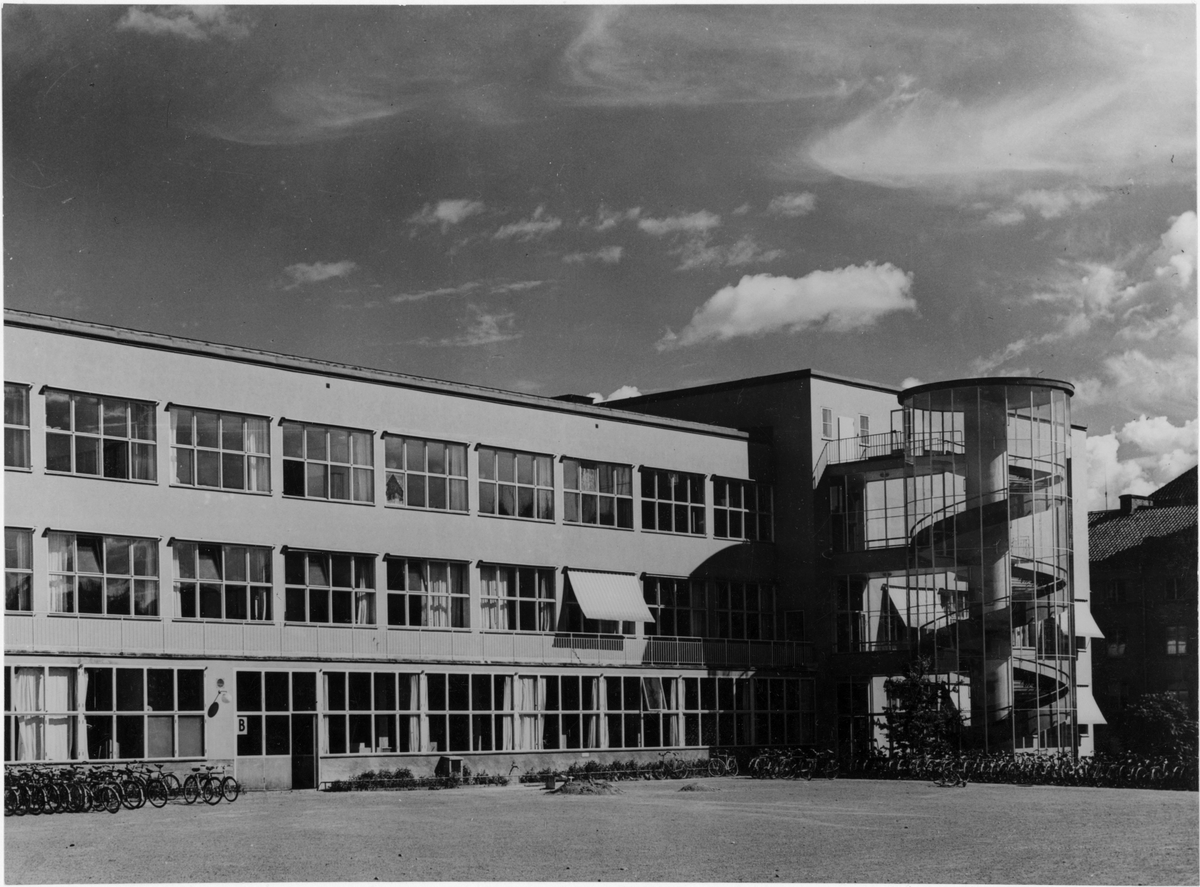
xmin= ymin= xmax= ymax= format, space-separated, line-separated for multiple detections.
xmin=324 ymin=671 xmax=419 ymax=754
xmin=236 ymin=670 xmax=317 ymax=756
xmin=83 ymin=666 xmax=205 ymax=760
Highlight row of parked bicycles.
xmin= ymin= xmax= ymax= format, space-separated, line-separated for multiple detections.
xmin=849 ymin=749 xmax=1199 ymax=790
xmin=5 ymin=762 xmax=242 ymax=816
xmin=747 ymin=747 xmax=841 ymax=780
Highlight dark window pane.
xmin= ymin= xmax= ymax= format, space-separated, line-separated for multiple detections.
xmin=78 ymin=577 xmax=104 ymax=613
xmin=115 ymin=669 xmax=144 ymax=711
xmin=75 ymin=436 xmax=100 ymax=474
xmin=196 ymin=450 xmax=220 ymax=487
xmin=292 ymin=673 xmax=316 ymax=712
xmin=115 ymin=715 xmax=144 ymax=759
xmin=387 ymin=593 xmax=406 ymax=626
xmin=103 ymin=401 xmax=128 ymax=438
xmin=146 ymin=670 xmax=174 ymax=711
xmin=221 ymin=416 xmax=244 ymax=451
xmin=225 ymin=585 xmax=248 ymax=620
xmin=282 ymin=424 xmax=304 ymax=458
xmin=264 ymin=673 xmax=290 ymax=711
xmin=237 ymin=672 xmax=262 ymax=712
xmin=222 ymin=453 xmax=245 ymax=490
xmin=46 ymin=432 xmax=72 ymax=471
xmin=237 ymin=715 xmax=263 ymax=756
xmin=195 ymin=411 xmax=219 ymax=448
xmin=45 ymin=391 xmax=72 ymax=431
xmin=200 ymin=584 xmax=223 ymax=619
xmin=86 ymin=668 xmax=114 ymax=712
xmin=331 ymin=590 xmax=352 ymax=624
xmin=285 ymin=588 xmax=306 ymax=622
xmin=348 ymin=673 xmax=372 ymax=711
xmin=265 ymin=715 xmax=290 ymax=755
xmin=178 ymin=671 xmax=204 ymax=711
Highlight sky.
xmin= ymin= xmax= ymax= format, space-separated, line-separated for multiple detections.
xmin=3 ymin=5 xmax=1196 ymax=511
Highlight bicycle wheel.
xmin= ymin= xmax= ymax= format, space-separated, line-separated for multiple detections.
xmin=183 ymin=776 xmax=200 ymax=805
xmin=5 ymin=787 xmax=18 ymax=817
xmin=725 ymin=758 xmax=739 ymax=778
xmin=120 ymin=780 xmax=144 ymax=810
xmin=707 ymin=758 xmax=723 ymax=777
xmin=101 ymin=785 xmax=121 ymax=814
xmin=25 ymin=786 xmax=45 ymax=816
xmin=163 ymin=773 xmax=182 ymax=800
xmin=146 ymin=780 xmax=169 ymax=808
xmin=202 ymin=776 xmax=221 ymax=805
xmin=221 ymin=776 xmax=240 ymax=803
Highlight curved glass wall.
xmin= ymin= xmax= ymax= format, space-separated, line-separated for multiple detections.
xmin=900 ymin=381 xmax=1073 ymax=752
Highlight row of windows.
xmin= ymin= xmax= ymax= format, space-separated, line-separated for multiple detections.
xmin=5 ymin=386 xmax=772 ymax=541
xmin=5 ymin=529 xmax=783 ymax=641
xmin=1101 ymin=627 xmax=1191 ymax=658
xmin=1103 ymin=578 xmax=1189 ymax=603
xmin=235 ymin=669 xmax=815 ymax=756
xmin=820 ymin=408 xmax=870 ymax=440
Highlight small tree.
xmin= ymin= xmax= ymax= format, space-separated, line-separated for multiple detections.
xmin=1116 ymin=693 xmax=1198 ymax=759
xmin=881 ymin=657 xmax=964 ymax=754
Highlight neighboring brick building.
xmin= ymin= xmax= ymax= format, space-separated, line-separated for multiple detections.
xmin=1089 ymin=467 xmax=1198 ymax=747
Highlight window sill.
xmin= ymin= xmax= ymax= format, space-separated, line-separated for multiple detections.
xmin=5 ymin=609 xmax=33 ymax=616
xmin=4 ymin=465 xmax=32 ymax=473
xmin=281 ymin=495 xmax=376 ymax=507
xmin=385 ymin=625 xmax=471 ymax=632
xmin=384 ymin=503 xmax=471 ymax=516
xmin=475 ymin=511 xmax=555 ymax=525
xmin=47 ymin=612 xmax=161 ymax=620
xmin=170 ymin=483 xmax=272 ymax=497
xmin=283 ymin=621 xmax=379 ymax=629
xmin=44 ymin=471 xmax=158 ymax=486
xmin=640 ymin=528 xmax=707 ymax=539
xmin=173 ymin=617 xmax=275 ymax=625
xmin=563 ymin=522 xmax=635 ymax=533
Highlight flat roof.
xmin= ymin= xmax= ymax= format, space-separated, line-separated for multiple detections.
xmin=901 ymin=376 xmax=1075 ymax=400
xmin=3 ymin=309 xmax=748 ymax=441
xmin=614 ymin=368 xmax=900 ymax=407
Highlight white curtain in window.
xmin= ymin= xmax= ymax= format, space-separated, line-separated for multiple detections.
xmin=246 ymin=417 xmax=269 ymax=491
xmin=427 ymin=563 xmax=449 ymax=628
xmin=417 ymin=674 xmax=430 ymax=752
xmin=499 ymin=676 xmax=513 ymax=751
xmin=44 ymin=668 xmax=74 ymax=761
xmin=585 ymin=677 xmax=600 ymax=748
xmin=75 ymin=667 xmax=89 ymax=761
xmin=355 ymin=591 xmax=374 ymax=625
xmin=598 ymin=677 xmax=609 ymax=749
xmin=666 ymin=678 xmax=679 ymax=747
xmin=15 ymin=667 xmax=44 ymax=761
xmin=537 ymin=572 xmax=553 ymax=631
xmin=514 ymin=676 xmax=539 ymax=750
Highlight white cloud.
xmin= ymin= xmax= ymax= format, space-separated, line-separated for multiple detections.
xmin=1153 ymin=211 xmax=1197 ymax=285
xmin=983 ymin=187 xmax=1107 ymax=226
xmin=673 ymin=236 xmax=784 ymax=272
xmin=657 ymin=262 xmax=915 ymax=350
xmin=419 ymin=307 xmax=521 ymax=347
xmin=586 ymin=206 xmax=641 ymax=231
xmin=900 ymin=377 xmax=922 ymax=390
xmin=563 ymin=246 xmax=624 ymax=265
xmin=391 ymin=282 xmax=481 ymax=303
xmin=766 ymin=192 xmax=817 ymax=218
xmin=637 ymin=211 xmax=721 ymax=237
xmin=408 ymin=200 xmax=486 ymax=234
xmin=1085 ymin=415 xmax=1198 ymax=511
xmin=588 ymin=385 xmax=642 ymax=403
xmin=283 ymin=260 xmax=358 ymax=289
xmin=493 ymin=206 xmax=563 ymax=241
xmin=1075 ymin=349 xmax=1199 ymax=416
xmin=984 ymin=208 xmax=1027 ymax=226
xmin=117 ymin=6 xmax=252 ymax=41
xmin=732 ymin=204 xmax=752 ymax=216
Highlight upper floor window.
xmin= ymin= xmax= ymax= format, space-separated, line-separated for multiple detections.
xmin=717 ymin=580 xmax=777 ymax=641
xmin=385 ymin=437 xmax=467 ymax=511
xmin=643 ymin=576 xmax=708 ymax=638
xmin=171 ymin=408 xmax=270 ymax=493
xmin=284 ymin=550 xmax=375 ymax=625
xmin=1105 ymin=629 xmax=1127 ymax=658
xmin=563 ymin=459 xmax=633 ymax=529
xmin=384 ymin=557 xmax=468 ymax=629
xmin=640 ymin=468 xmax=705 ymax=536
xmin=1106 ymin=579 xmax=1127 ymax=603
xmin=173 ymin=541 xmax=272 ymax=621
xmin=859 ymin=415 xmax=870 ymax=438
xmin=4 ymin=384 xmax=30 ymax=469
xmin=5 ymin=528 xmax=32 ymax=612
xmin=45 ymin=389 xmax=156 ymax=482
xmin=282 ymin=422 xmax=373 ymax=503
xmin=821 ymin=408 xmax=833 ymax=439
xmin=48 ymin=532 xmax=159 ymax=617
xmin=478 ymin=448 xmax=553 ymax=520
xmin=1166 ymin=625 xmax=1188 ymax=656
xmin=713 ymin=478 xmax=773 ymax=542
xmin=480 ymin=563 xmax=555 ymax=631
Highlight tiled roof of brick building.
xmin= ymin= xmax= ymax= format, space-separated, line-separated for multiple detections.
xmin=1088 ymin=468 xmax=1198 ymax=563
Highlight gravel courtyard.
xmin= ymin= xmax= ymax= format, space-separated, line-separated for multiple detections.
xmin=5 ymin=777 xmax=1197 ymax=884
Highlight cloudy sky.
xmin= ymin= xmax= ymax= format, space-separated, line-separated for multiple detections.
xmin=4 ymin=5 xmax=1196 ymax=510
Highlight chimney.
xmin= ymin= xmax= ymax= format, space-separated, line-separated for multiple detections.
xmin=1118 ymin=493 xmax=1153 ymax=514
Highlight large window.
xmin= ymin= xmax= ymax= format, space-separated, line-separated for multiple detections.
xmin=4 ymin=665 xmax=81 ymax=761
xmin=284 ymin=550 xmax=375 ymax=625
xmin=384 ymin=558 xmax=468 ymax=628
xmin=539 ymin=675 xmax=601 ymax=750
xmin=83 ymin=667 xmax=204 ymax=760
xmin=282 ymin=422 xmax=374 ymax=503
xmin=715 ymin=581 xmax=776 ymax=641
xmin=753 ymin=677 xmax=815 ymax=747
xmin=48 ymin=532 xmax=159 ymax=616
xmin=426 ymin=673 xmax=517 ymax=753
xmin=235 ymin=671 xmax=317 ymax=757
xmin=325 ymin=671 xmax=419 ymax=755
xmin=480 ymin=564 xmax=555 ymax=631
xmin=5 ymin=528 xmax=32 ymax=612
xmin=1166 ymin=625 xmax=1189 ymax=656
xmin=640 ymin=468 xmax=705 ymax=535
xmin=45 ymin=389 xmax=156 ymax=481
xmin=835 ymin=577 xmax=904 ymax=652
xmin=713 ymin=478 xmax=772 ymax=541
xmin=5 ymin=384 xmax=30 ymax=469
xmin=174 ymin=541 xmax=272 ymax=621
xmin=384 ymin=436 xmax=467 ymax=511
xmin=605 ymin=676 xmax=683 ymax=749
xmin=563 ymin=458 xmax=633 ymax=528
xmin=821 ymin=407 xmax=833 ymax=439
xmin=171 ymin=407 xmax=270 ymax=493
xmin=643 ymin=576 xmax=708 ymax=637
xmin=478 ymin=447 xmax=553 ymax=520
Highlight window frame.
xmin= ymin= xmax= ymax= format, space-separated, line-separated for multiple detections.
xmin=562 ymin=457 xmax=634 ymax=530
xmin=384 ymin=435 xmax=468 ymax=513
xmin=47 ymin=531 xmax=160 ymax=618
xmin=44 ymin=388 xmax=157 ymax=483
xmin=81 ymin=665 xmax=206 ymax=761
xmin=477 ymin=446 xmax=554 ymax=521
xmin=821 ymin=407 xmax=833 ymax=440
xmin=323 ymin=670 xmax=420 ymax=755
xmin=173 ymin=540 xmax=274 ymax=622
xmin=479 ymin=563 xmax=556 ymax=632
xmin=858 ymin=414 xmax=870 ymax=438
xmin=639 ymin=467 xmax=705 ymax=536
xmin=384 ymin=557 xmax=469 ymax=629
xmin=283 ymin=549 xmax=376 ymax=626
xmin=642 ymin=576 xmax=708 ymax=638
xmin=4 ymin=383 xmax=31 ymax=470
xmin=1166 ymin=625 xmax=1188 ymax=656
xmin=281 ymin=420 xmax=375 ymax=504
xmin=5 ymin=527 xmax=33 ymax=613
xmin=170 ymin=406 xmax=271 ymax=494
xmin=712 ymin=477 xmax=773 ymax=542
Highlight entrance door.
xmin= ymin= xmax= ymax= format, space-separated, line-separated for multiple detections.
xmin=291 ymin=714 xmax=317 ymax=789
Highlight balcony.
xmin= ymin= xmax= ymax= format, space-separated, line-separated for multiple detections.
xmin=5 ymin=614 xmax=813 ymax=671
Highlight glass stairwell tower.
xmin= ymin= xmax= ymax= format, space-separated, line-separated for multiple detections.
xmin=901 ymin=379 xmax=1075 ymax=752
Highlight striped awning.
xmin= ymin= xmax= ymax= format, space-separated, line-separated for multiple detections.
xmin=567 ymin=569 xmax=654 ymax=623
xmin=1076 ymin=686 xmax=1107 ymax=725
xmin=1074 ymin=602 xmax=1105 ymax=639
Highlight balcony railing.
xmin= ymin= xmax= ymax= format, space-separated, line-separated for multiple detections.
xmin=5 ymin=614 xmax=813 ymax=670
